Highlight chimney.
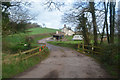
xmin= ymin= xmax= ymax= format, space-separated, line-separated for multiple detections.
xmin=64 ymin=24 xmax=66 ymax=28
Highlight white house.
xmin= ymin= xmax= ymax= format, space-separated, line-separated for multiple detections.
xmin=61 ymin=24 xmax=75 ymax=36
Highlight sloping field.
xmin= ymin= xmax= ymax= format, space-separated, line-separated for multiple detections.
xmin=27 ymin=27 xmax=59 ymax=35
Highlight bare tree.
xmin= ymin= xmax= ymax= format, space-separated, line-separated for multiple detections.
xmin=2 ymin=2 xmax=33 ymax=35
xmin=78 ymin=13 xmax=90 ymax=45
xmin=101 ymin=2 xmax=109 ymax=44
xmin=43 ymin=0 xmax=64 ymax=11
xmin=89 ymin=2 xmax=98 ymax=46
xmin=109 ymin=2 xmax=116 ymax=44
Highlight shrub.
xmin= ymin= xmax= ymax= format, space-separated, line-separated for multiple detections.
xmin=98 ymin=43 xmax=119 ymax=77
xmin=25 ymin=36 xmax=34 ymax=49
xmin=100 ymin=44 xmax=119 ymax=65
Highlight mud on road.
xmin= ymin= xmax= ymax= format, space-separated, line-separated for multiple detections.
xmin=15 ymin=37 xmax=110 ymax=78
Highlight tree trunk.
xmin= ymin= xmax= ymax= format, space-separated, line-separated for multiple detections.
xmin=104 ymin=2 xmax=110 ymax=43
xmin=89 ymin=2 xmax=98 ymax=46
xmin=110 ymin=2 xmax=113 ymax=43
xmin=110 ymin=2 xmax=115 ymax=44
xmin=112 ymin=2 xmax=115 ymax=44
xmin=100 ymin=22 xmax=105 ymax=44
xmin=81 ymin=14 xmax=90 ymax=45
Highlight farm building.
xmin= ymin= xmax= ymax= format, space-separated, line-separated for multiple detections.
xmin=53 ymin=31 xmax=64 ymax=40
xmin=61 ymin=24 xmax=75 ymax=36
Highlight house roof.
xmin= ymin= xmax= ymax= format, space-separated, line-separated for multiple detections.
xmin=62 ymin=27 xmax=74 ymax=32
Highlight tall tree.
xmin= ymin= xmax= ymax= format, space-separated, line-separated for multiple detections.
xmin=100 ymin=22 xmax=106 ymax=44
xmin=109 ymin=2 xmax=116 ymax=44
xmin=89 ymin=2 xmax=98 ymax=46
xmin=78 ymin=13 xmax=90 ymax=45
xmin=105 ymin=2 xmax=110 ymax=43
xmin=101 ymin=2 xmax=109 ymax=44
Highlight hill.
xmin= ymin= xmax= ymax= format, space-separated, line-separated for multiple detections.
xmin=27 ymin=27 xmax=59 ymax=35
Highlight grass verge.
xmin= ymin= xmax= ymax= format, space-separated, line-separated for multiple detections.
xmin=47 ymin=41 xmax=82 ymax=50
xmin=2 ymin=47 xmax=49 ymax=78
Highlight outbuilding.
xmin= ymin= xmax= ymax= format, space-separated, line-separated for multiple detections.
xmin=53 ymin=31 xmax=64 ymax=40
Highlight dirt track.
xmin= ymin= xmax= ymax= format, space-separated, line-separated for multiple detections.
xmin=15 ymin=37 xmax=110 ymax=78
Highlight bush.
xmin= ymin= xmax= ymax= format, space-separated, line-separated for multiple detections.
xmin=100 ymin=44 xmax=119 ymax=65
xmin=24 ymin=36 xmax=34 ymax=49
xmin=98 ymin=43 xmax=119 ymax=77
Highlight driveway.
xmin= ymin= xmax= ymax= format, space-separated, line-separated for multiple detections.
xmin=15 ymin=37 xmax=110 ymax=78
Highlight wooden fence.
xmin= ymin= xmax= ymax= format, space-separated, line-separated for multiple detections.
xmin=77 ymin=43 xmax=102 ymax=54
xmin=3 ymin=44 xmax=47 ymax=64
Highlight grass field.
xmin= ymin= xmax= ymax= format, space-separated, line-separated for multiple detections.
xmin=27 ymin=27 xmax=59 ymax=35
xmin=3 ymin=27 xmax=58 ymax=54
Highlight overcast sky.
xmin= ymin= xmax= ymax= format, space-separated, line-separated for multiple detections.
xmin=26 ymin=0 xmax=119 ymax=30
xmin=28 ymin=0 xmax=75 ymax=30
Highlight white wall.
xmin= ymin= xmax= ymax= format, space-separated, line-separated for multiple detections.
xmin=61 ymin=28 xmax=75 ymax=36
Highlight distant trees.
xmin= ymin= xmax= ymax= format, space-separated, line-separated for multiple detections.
xmin=2 ymin=2 xmax=33 ymax=36
xmin=26 ymin=22 xmax=42 ymax=29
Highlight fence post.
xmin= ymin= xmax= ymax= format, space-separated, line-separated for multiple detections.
xmin=78 ymin=44 xmax=80 ymax=49
xmin=19 ymin=50 xmax=22 ymax=62
xmin=82 ymin=43 xmax=84 ymax=53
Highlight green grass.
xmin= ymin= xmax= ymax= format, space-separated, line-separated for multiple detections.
xmin=65 ymin=36 xmax=73 ymax=41
xmin=47 ymin=41 xmax=83 ymax=50
xmin=3 ymin=27 xmax=57 ymax=54
xmin=3 ymin=33 xmax=27 ymax=44
xmin=2 ymin=47 xmax=49 ymax=78
xmin=48 ymin=40 xmax=83 ymax=45
xmin=31 ymin=34 xmax=51 ymax=47
xmin=27 ymin=27 xmax=59 ymax=35
xmin=2 ymin=27 xmax=57 ymax=78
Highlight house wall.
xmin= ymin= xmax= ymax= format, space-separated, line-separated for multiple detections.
xmin=61 ymin=28 xmax=75 ymax=36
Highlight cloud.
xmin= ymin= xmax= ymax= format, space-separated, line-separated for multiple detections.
xmin=27 ymin=0 xmax=75 ymax=29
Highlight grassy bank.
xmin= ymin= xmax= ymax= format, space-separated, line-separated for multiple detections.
xmin=27 ymin=27 xmax=59 ymax=35
xmin=2 ymin=33 xmax=51 ymax=54
xmin=2 ymin=27 xmax=58 ymax=54
xmin=2 ymin=27 xmax=57 ymax=78
xmin=2 ymin=47 xmax=49 ymax=78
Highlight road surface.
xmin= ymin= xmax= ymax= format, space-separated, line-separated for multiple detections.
xmin=15 ymin=37 xmax=110 ymax=78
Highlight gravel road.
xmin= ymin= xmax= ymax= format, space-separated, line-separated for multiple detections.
xmin=15 ymin=37 xmax=110 ymax=78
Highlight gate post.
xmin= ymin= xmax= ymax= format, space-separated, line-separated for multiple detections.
xmin=78 ymin=44 xmax=80 ymax=49
xmin=82 ymin=43 xmax=84 ymax=53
